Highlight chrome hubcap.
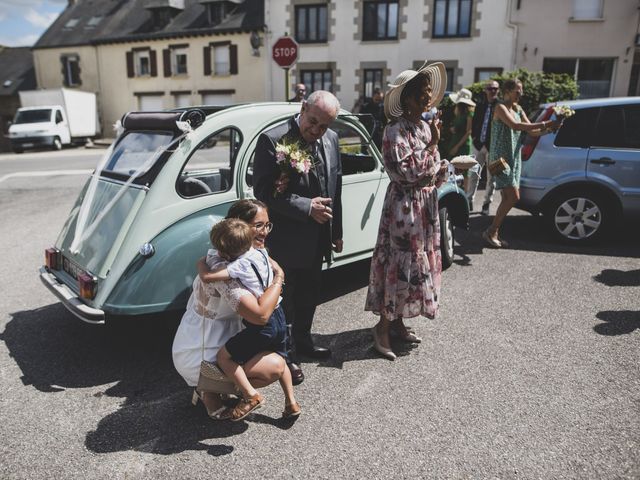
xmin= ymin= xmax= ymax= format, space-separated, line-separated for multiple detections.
xmin=554 ymin=197 xmax=601 ymax=240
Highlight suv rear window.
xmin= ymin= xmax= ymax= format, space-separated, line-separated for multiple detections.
xmin=554 ymin=107 xmax=599 ymax=148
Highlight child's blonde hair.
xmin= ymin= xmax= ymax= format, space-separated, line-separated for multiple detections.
xmin=209 ymin=218 xmax=253 ymax=260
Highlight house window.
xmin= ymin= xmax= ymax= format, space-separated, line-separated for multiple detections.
xmin=171 ymin=48 xmax=188 ymax=75
xmin=363 ymin=1 xmax=398 ymax=41
xmin=295 ymin=4 xmax=328 ymax=43
xmin=433 ymin=0 xmax=472 ymax=38
xmin=61 ymin=55 xmax=81 ymax=87
xmin=85 ymin=16 xmax=103 ymax=28
xmin=474 ymin=67 xmax=503 ymax=82
xmin=572 ymin=0 xmax=603 ymax=19
xmin=363 ymin=69 xmax=383 ymax=98
xmin=301 ymin=69 xmax=333 ymax=93
xmin=63 ymin=18 xmax=79 ymax=30
xmin=213 ymin=45 xmax=230 ymax=75
xmin=445 ymin=67 xmax=454 ymax=91
xmin=543 ymin=57 xmax=614 ymax=98
xmin=207 ymin=1 xmax=234 ymax=26
xmin=135 ymin=50 xmax=151 ymax=76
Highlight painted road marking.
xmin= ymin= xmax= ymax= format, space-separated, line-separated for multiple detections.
xmin=0 ymin=169 xmax=92 ymax=184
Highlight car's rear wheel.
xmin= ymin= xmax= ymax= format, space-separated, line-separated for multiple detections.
xmin=545 ymin=190 xmax=613 ymax=244
xmin=439 ymin=207 xmax=454 ymax=270
xmin=51 ymin=137 xmax=62 ymax=151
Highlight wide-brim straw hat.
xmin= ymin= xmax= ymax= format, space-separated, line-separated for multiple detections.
xmin=450 ymin=88 xmax=476 ymax=107
xmin=384 ymin=61 xmax=447 ymax=119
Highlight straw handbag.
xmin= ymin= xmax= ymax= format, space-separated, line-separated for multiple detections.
xmin=196 ymin=302 xmax=239 ymax=395
xmin=488 ymin=157 xmax=509 ymax=176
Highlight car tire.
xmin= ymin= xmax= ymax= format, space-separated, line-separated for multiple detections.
xmin=52 ymin=137 xmax=62 ymax=151
xmin=439 ymin=206 xmax=454 ymax=270
xmin=544 ymin=189 xmax=614 ymax=244
xmin=12 ymin=146 xmax=23 ymax=154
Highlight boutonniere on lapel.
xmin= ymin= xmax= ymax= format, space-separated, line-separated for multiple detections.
xmin=273 ymin=140 xmax=315 ymax=197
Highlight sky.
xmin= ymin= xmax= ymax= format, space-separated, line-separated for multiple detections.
xmin=0 ymin=0 xmax=67 ymax=47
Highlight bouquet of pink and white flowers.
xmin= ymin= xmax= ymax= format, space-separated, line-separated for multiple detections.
xmin=553 ymin=105 xmax=575 ymax=119
xmin=273 ymin=141 xmax=314 ymax=196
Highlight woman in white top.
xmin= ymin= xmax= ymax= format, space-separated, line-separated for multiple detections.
xmin=172 ymin=199 xmax=286 ymax=418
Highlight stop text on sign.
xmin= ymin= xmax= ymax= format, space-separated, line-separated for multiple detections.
xmin=274 ymin=46 xmax=297 ymax=58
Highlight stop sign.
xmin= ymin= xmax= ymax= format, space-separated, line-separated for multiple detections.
xmin=272 ymin=36 xmax=299 ymax=69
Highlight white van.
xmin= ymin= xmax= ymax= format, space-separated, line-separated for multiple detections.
xmin=8 ymin=88 xmax=99 ymax=153
xmin=9 ymin=106 xmax=70 ymax=152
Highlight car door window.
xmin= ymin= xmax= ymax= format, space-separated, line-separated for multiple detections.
xmin=178 ymin=128 xmax=241 ymax=197
xmin=55 ymin=110 xmax=63 ymax=124
xmin=622 ymin=104 xmax=640 ymax=148
xmin=594 ymin=106 xmax=626 ymax=148
xmin=554 ymin=107 xmax=599 ymax=148
xmin=330 ymin=120 xmax=378 ymax=176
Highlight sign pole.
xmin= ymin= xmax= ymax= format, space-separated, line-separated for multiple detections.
xmin=284 ymin=68 xmax=290 ymax=101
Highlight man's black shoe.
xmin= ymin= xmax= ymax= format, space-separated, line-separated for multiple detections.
xmin=481 ymin=202 xmax=490 ymax=215
xmin=288 ymin=362 xmax=304 ymax=385
xmin=296 ymin=343 xmax=332 ymax=359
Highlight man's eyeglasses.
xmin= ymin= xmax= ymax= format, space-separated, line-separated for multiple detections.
xmin=252 ymin=222 xmax=273 ymax=232
xmin=486 ymin=87 xmax=499 ymax=92
xmin=296 ymin=89 xmax=306 ymax=94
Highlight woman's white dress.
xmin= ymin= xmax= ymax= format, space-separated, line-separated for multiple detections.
xmin=172 ymin=253 xmax=251 ymax=386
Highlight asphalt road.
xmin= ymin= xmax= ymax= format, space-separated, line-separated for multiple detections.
xmin=0 ymin=153 xmax=638 ymax=479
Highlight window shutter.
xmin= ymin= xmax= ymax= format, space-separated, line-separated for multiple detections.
xmin=203 ymin=46 xmax=211 ymax=75
xmin=61 ymin=57 xmax=69 ymax=86
xmin=163 ymin=48 xmax=171 ymax=77
xmin=126 ymin=51 xmax=134 ymax=78
xmin=73 ymin=60 xmax=82 ymax=86
xmin=229 ymin=44 xmax=238 ymax=75
xmin=150 ymin=50 xmax=158 ymax=77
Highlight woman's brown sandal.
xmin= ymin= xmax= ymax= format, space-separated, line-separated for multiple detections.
xmin=230 ymin=393 xmax=264 ymax=422
xmin=282 ymin=402 xmax=302 ymax=418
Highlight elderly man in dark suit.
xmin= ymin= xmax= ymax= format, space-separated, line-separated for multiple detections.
xmin=253 ymin=90 xmax=343 ymax=385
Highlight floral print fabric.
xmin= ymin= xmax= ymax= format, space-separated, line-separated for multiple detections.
xmin=365 ymin=117 xmax=448 ymax=319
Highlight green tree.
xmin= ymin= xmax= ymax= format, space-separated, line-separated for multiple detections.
xmin=467 ymin=68 xmax=579 ymax=116
xmin=439 ymin=68 xmax=579 ymax=155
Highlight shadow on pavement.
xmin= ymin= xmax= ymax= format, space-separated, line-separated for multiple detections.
xmin=1 ymin=303 xmax=249 ymax=455
xmin=594 ymin=310 xmax=640 ymax=336
xmin=456 ymin=212 xmax=640 ymax=259
xmin=593 ymin=269 xmax=640 ymax=287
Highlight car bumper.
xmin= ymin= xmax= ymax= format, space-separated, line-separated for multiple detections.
xmin=518 ymin=178 xmax=549 ymax=214
xmin=11 ymin=136 xmax=55 ymax=148
xmin=39 ymin=266 xmax=105 ymax=324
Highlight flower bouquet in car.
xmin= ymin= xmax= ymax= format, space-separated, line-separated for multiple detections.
xmin=553 ymin=104 xmax=575 ymax=119
xmin=273 ymin=141 xmax=314 ymax=196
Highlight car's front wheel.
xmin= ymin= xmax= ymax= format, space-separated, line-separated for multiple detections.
xmin=545 ymin=189 xmax=614 ymax=244
xmin=439 ymin=207 xmax=454 ymax=269
xmin=51 ymin=137 xmax=62 ymax=151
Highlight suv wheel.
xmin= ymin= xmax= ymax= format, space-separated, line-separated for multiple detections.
xmin=439 ymin=207 xmax=454 ymax=269
xmin=545 ymin=190 xmax=612 ymax=244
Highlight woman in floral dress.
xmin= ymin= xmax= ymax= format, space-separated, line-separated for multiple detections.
xmin=365 ymin=62 xmax=449 ymax=360
xmin=483 ymin=79 xmax=561 ymax=248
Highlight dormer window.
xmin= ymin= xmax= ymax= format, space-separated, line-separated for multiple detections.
xmin=206 ymin=1 xmax=235 ymax=26
xmin=145 ymin=0 xmax=185 ymax=31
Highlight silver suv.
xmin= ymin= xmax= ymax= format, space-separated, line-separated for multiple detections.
xmin=518 ymin=97 xmax=640 ymax=244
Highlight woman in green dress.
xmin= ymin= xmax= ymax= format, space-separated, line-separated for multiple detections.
xmin=483 ymin=79 xmax=561 ymax=248
xmin=447 ymin=88 xmax=476 ymax=201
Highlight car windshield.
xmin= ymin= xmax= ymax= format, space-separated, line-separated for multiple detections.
xmin=14 ymin=109 xmax=52 ymax=124
xmin=103 ymin=131 xmax=174 ymax=178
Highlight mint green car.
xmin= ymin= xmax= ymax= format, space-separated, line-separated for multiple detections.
xmin=39 ymin=103 xmax=469 ymax=324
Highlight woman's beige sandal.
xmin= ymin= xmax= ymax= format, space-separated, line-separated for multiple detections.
xmin=230 ymin=393 xmax=264 ymax=422
xmin=282 ymin=402 xmax=302 ymax=418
